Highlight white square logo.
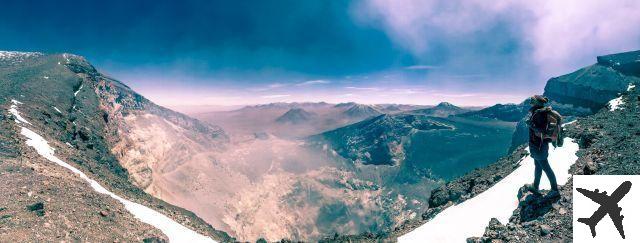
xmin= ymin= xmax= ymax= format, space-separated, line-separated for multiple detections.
xmin=574 ymin=175 xmax=640 ymax=242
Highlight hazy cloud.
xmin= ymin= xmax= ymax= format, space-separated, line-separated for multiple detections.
xmin=345 ymin=86 xmax=380 ymax=91
xmin=261 ymin=94 xmax=291 ymax=99
xmin=391 ymin=88 xmax=425 ymax=94
xmin=296 ymin=79 xmax=331 ymax=86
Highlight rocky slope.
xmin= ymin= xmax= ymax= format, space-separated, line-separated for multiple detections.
xmin=1 ymin=51 xmax=233 ymax=241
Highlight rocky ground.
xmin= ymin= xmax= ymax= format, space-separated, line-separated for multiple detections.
xmin=1 ymin=104 xmax=167 ymax=241
xmin=467 ymin=182 xmax=573 ymax=242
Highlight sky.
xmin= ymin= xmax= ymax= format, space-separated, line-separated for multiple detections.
xmin=1 ymin=0 xmax=639 ymax=108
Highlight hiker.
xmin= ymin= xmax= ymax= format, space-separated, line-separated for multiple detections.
xmin=526 ymin=95 xmax=563 ymax=197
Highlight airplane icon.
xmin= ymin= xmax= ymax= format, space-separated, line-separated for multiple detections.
xmin=576 ymin=181 xmax=632 ymax=239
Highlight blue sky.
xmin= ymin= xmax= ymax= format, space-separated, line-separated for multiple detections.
xmin=2 ymin=0 xmax=639 ymax=107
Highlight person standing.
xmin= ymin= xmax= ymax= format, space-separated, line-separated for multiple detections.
xmin=526 ymin=95 xmax=562 ymax=197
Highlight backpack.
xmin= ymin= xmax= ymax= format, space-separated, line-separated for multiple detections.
xmin=533 ymin=107 xmax=564 ymax=147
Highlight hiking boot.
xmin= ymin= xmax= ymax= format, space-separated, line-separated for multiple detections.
xmin=525 ymin=184 xmax=542 ymax=195
xmin=546 ymin=190 xmax=560 ymax=198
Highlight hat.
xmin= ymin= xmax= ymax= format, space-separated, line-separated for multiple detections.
xmin=530 ymin=95 xmax=549 ymax=106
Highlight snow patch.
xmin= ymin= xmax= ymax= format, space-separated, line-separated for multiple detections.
xmin=608 ymin=96 xmax=624 ymax=111
xmin=44 ymin=76 xmax=49 ymax=79
xmin=628 ymin=83 xmax=636 ymax=91
xmin=0 ymin=51 xmax=42 ymax=60
xmin=399 ymin=138 xmax=579 ymax=243
xmin=562 ymin=120 xmax=576 ymax=127
xmin=53 ymin=106 xmax=62 ymax=114
xmin=8 ymin=99 xmax=31 ymax=125
xmin=62 ymin=53 xmax=70 ymax=63
xmin=12 ymin=104 xmax=215 ymax=243
xmin=74 ymin=84 xmax=83 ymax=96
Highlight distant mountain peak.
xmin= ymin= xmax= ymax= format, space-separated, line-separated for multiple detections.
xmin=435 ymin=102 xmax=458 ymax=108
xmin=343 ymin=104 xmax=382 ymax=118
xmin=335 ymin=102 xmax=357 ymax=108
xmin=410 ymin=102 xmax=467 ymax=117
xmin=275 ymin=107 xmax=316 ymax=124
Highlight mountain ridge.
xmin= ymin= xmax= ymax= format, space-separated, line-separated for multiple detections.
xmin=1 ymin=51 xmax=234 ymax=242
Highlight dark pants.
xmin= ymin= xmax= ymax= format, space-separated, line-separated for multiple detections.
xmin=530 ymin=142 xmax=558 ymax=191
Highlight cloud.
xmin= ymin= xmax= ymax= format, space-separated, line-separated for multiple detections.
xmin=391 ymin=88 xmax=425 ymax=94
xmin=345 ymin=86 xmax=380 ymax=91
xmin=296 ymin=79 xmax=331 ymax=86
xmin=268 ymin=83 xmax=288 ymax=88
xmin=250 ymin=82 xmax=290 ymax=92
xmin=354 ymin=0 xmax=640 ymax=77
xmin=261 ymin=94 xmax=291 ymax=99
xmin=520 ymin=1 xmax=640 ymax=75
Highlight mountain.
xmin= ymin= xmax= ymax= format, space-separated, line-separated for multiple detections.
xmin=275 ymin=108 xmax=316 ymax=124
xmin=1 ymin=51 xmax=232 ymax=241
xmin=544 ymin=51 xmax=639 ymax=112
xmin=195 ymin=102 xmax=382 ymax=139
xmin=334 ymin=102 xmax=357 ymax=108
xmin=458 ymin=102 xmax=528 ymax=122
xmin=409 ymin=102 xmax=468 ymax=117
xmin=342 ymin=104 xmax=383 ymax=119
xmin=597 ymin=50 xmax=640 ymax=76
xmin=310 ymin=114 xmax=454 ymax=166
xmin=309 ymin=113 xmax=516 ymax=180
xmin=239 ymin=102 xmax=332 ymax=111
xmin=377 ymin=104 xmax=401 ymax=113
